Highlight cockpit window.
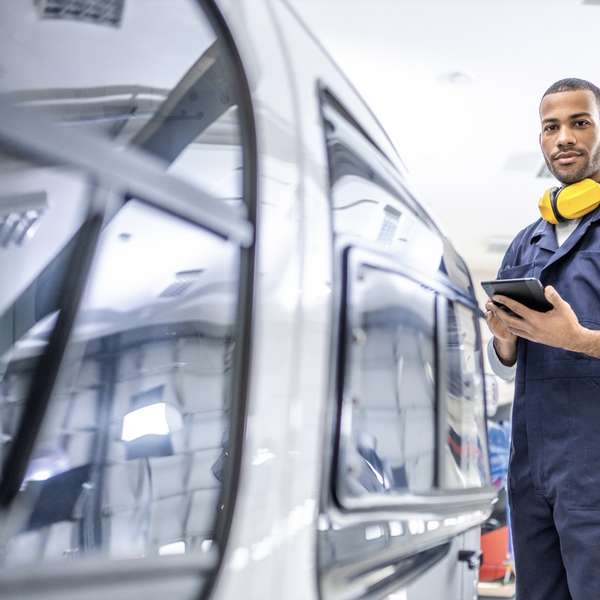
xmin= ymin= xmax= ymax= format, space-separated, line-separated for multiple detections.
xmin=0 ymin=0 xmax=252 ymax=579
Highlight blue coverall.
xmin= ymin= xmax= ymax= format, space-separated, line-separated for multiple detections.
xmin=498 ymin=208 xmax=600 ymax=599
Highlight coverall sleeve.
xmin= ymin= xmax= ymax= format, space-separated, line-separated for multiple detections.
xmin=487 ymin=337 xmax=516 ymax=382
xmin=486 ymin=236 xmax=519 ymax=381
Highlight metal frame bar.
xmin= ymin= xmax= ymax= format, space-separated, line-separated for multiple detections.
xmin=336 ymin=246 xmax=497 ymax=512
xmin=0 ymin=551 xmax=218 ymax=596
xmin=0 ymin=101 xmax=253 ymax=247
xmin=0 ymin=205 xmax=104 ymax=507
xmin=436 ymin=294 xmax=449 ymax=490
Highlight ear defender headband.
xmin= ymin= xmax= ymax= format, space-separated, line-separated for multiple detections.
xmin=539 ymin=178 xmax=600 ymax=224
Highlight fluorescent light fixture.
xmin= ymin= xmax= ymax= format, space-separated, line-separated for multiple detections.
xmin=427 ymin=520 xmax=441 ymax=532
xmin=437 ymin=71 xmax=473 ymax=85
xmin=121 ymin=402 xmax=183 ymax=442
xmin=408 ymin=519 xmax=426 ymax=535
xmin=252 ymin=448 xmax=276 ymax=466
xmin=24 ymin=448 xmax=69 ymax=483
xmin=27 ymin=468 xmax=53 ymax=482
xmin=158 ymin=541 xmax=186 ymax=556
xmin=389 ymin=521 xmax=404 ymax=537
xmin=365 ymin=524 xmax=384 ymax=541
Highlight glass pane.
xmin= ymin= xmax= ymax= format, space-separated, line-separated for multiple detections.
xmin=338 ymin=265 xmax=436 ymax=501
xmin=0 ymin=1 xmax=245 ymax=208
xmin=331 ymin=176 xmax=444 ymax=274
xmin=1 ymin=199 xmax=240 ymax=565
xmin=445 ymin=302 xmax=489 ymax=488
xmin=0 ymin=148 xmax=91 ymax=466
xmin=324 ymin=101 xmax=473 ymax=295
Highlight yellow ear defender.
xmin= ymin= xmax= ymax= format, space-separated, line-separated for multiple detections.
xmin=539 ymin=178 xmax=600 ymax=224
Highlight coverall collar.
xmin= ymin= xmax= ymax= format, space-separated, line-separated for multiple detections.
xmin=530 ymin=220 xmax=557 ymax=252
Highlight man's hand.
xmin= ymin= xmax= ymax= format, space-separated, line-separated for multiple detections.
xmin=490 ymin=285 xmax=586 ymax=352
xmin=485 ymin=301 xmax=518 ymax=365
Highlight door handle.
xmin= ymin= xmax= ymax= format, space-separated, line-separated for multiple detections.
xmin=458 ymin=550 xmax=482 ymax=570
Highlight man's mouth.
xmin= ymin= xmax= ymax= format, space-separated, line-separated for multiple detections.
xmin=553 ymin=151 xmax=583 ymax=166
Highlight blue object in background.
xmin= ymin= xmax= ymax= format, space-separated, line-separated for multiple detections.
xmin=488 ymin=419 xmax=510 ymax=490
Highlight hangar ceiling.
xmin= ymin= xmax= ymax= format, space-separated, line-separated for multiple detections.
xmin=289 ymin=0 xmax=598 ymax=277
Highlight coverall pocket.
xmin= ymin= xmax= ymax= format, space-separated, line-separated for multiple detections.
xmin=567 ymin=378 xmax=600 ymax=510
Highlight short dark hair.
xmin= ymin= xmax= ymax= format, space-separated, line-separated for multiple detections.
xmin=542 ymin=77 xmax=600 ymax=110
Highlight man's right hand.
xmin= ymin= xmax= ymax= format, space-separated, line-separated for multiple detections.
xmin=485 ymin=300 xmax=518 ymax=366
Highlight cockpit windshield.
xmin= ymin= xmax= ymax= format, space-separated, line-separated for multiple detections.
xmin=0 ymin=0 xmax=249 ymax=571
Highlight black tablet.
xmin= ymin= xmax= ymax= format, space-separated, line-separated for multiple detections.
xmin=481 ymin=277 xmax=553 ymax=313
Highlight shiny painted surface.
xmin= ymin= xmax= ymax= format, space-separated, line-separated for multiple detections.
xmin=214 ymin=2 xmax=492 ymax=600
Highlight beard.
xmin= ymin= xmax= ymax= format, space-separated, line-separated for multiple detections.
xmin=545 ymin=144 xmax=600 ymax=184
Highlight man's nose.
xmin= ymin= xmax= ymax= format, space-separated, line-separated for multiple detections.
xmin=557 ymin=125 xmax=577 ymax=147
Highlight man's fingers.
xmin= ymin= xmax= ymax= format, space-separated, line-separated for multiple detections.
xmin=544 ymin=285 xmax=562 ymax=308
xmin=492 ymin=294 xmax=531 ymax=319
xmin=509 ymin=326 xmax=534 ymax=341
xmin=487 ymin=308 xmax=506 ymax=327
xmin=493 ymin=306 xmax=535 ymax=334
xmin=489 ymin=303 xmax=520 ymax=326
xmin=487 ymin=304 xmax=531 ymax=340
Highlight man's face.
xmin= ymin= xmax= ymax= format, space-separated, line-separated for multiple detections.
xmin=539 ymin=89 xmax=600 ymax=184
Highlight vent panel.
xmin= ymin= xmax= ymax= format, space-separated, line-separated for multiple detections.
xmin=0 ymin=191 xmax=47 ymax=248
xmin=159 ymin=281 xmax=195 ymax=299
xmin=158 ymin=270 xmax=204 ymax=299
xmin=35 ymin=0 xmax=125 ymax=26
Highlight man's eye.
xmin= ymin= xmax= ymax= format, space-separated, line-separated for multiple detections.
xmin=575 ymin=120 xmax=591 ymax=127
xmin=544 ymin=125 xmax=557 ymax=132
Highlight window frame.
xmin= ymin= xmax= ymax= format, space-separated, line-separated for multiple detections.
xmin=0 ymin=0 xmax=257 ymax=594
xmin=438 ymin=296 xmax=491 ymax=491
xmin=334 ymin=246 xmax=492 ymax=512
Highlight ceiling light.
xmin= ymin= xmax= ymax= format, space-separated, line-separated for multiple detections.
xmin=24 ymin=448 xmax=69 ymax=483
xmin=438 ymin=71 xmax=473 ymax=85
xmin=159 ymin=541 xmax=186 ymax=556
xmin=121 ymin=401 xmax=183 ymax=442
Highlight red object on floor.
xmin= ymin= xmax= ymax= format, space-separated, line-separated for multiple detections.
xmin=480 ymin=526 xmax=509 ymax=581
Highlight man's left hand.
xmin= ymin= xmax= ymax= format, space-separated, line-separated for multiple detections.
xmin=489 ymin=286 xmax=586 ymax=352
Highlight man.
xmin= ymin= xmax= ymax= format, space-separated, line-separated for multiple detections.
xmin=486 ymin=78 xmax=600 ymax=600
